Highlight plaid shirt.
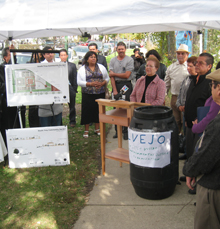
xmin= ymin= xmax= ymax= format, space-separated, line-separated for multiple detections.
xmin=130 ymin=75 xmax=166 ymax=105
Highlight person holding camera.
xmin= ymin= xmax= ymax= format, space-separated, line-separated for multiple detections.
xmin=131 ymin=48 xmax=145 ymax=87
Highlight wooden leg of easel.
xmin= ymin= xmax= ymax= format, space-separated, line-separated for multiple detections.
xmin=117 ymin=125 xmax=123 ymax=167
xmin=100 ymin=121 xmax=106 ymax=175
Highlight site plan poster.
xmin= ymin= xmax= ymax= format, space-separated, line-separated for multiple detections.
xmin=5 ymin=62 xmax=69 ymax=106
xmin=6 ymin=126 xmax=70 ymax=168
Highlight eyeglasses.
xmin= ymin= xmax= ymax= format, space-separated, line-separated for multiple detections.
xmin=195 ymin=61 xmax=207 ymax=66
xmin=177 ymin=52 xmax=187 ymax=56
xmin=209 ymin=82 xmax=220 ymax=89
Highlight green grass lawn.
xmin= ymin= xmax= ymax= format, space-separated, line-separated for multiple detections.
xmin=0 ymin=104 xmax=103 ymax=228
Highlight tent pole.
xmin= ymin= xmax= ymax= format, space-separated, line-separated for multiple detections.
xmin=199 ymin=33 xmax=203 ymax=54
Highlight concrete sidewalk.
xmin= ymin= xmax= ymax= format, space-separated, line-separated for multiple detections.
xmin=74 ymin=126 xmax=196 ymax=229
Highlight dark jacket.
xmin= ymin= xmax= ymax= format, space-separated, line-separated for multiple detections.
xmin=184 ymin=71 xmax=211 ymax=128
xmin=136 ymin=62 xmax=167 ymax=80
xmin=183 ymin=113 xmax=220 ymax=190
xmin=97 ymin=55 xmax=108 ymax=71
xmin=131 ymin=55 xmax=145 ymax=72
xmin=68 ymin=62 xmax=77 ymax=92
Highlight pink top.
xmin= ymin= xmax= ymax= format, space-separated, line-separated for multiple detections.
xmin=130 ymin=75 xmax=166 ymax=105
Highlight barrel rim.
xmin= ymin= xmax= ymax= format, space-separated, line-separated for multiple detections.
xmin=134 ymin=106 xmax=173 ymax=120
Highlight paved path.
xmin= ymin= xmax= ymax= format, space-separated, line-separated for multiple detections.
xmin=74 ymin=126 xmax=196 ymax=229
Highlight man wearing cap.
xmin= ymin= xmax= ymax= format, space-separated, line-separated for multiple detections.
xmin=183 ymin=69 xmax=220 ymax=229
xmin=164 ymin=44 xmax=189 ymax=133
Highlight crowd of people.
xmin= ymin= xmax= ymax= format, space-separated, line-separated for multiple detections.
xmin=1 ymin=41 xmax=220 ymax=227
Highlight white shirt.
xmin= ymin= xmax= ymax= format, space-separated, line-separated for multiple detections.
xmin=164 ymin=61 xmax=188 ymax=95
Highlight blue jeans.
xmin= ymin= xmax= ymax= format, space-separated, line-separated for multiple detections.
xmin=39 ymin=113 xmax=62 ymax=127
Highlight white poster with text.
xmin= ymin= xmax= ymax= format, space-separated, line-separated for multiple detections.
xmin=5 ymin=62 xmax=69 ymax=106
xmin=6 ymin=126 xmax=70 ymax=168
xmin=128 ymin=128 xmax=171 ymax=168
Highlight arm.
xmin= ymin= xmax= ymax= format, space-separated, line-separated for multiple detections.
xmin=109 ymin=70 xmax=132 ymax=79
xmin=183 ymin=119 xmax=220 ymax=178
xmin=130 ymin=84 xmax=138 ymax=102
xmin=77 ymin=66 xmax=87 ymax=87
xmin=192 ymin=100 xmax=220 ymax=134
xmin=151 ymin=80 xmax=166 ymax=106
xmin=164 ymin=66 xmax=171 ymax=94
xmin=110 ymin=76 xmax=118 ymax=95
xmin=176 ymin=79 xmax=185 ymax=108
xmin=69 ymin=63 xmax=78 ymax=92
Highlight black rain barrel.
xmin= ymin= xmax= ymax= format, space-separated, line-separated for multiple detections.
xmin=129 ymin=106 xmax=179 ymax=200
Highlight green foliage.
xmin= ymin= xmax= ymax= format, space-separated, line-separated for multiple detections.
xmin=150 ymin=32 xmax=169 ymax=58
xmin=206 ymin=29 xmax=220 ymax=68
xmin=99 ymin=35 xmax=104 ymax=41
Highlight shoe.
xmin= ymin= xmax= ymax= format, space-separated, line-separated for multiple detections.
xmin=83 ymin=131 xmax=89 ymax=138
xmin=94 ymin=129 xmax=100 ymax=136
xmin=70 ymin=123 xmax=76 ymax=128
xmin=113 ymin=133 xmax=118 ymax=138
xmin=179 ymin=154 xmax=187 ymax=160
xmin=123 ymin=132 xmax=128 ymax=140
xmin=188 ymin=188 xmax=196 ymax=195
xmin=180 ymin=176 xmax=186 ymax=182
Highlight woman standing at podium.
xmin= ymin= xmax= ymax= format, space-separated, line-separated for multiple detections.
xmin=77 ymin=51 xmax=109 ymax=138
xmin=130 ymin=56 xmax=166 ymax=105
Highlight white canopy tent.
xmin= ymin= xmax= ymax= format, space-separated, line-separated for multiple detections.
xmin=0 ymin=0 xmax=220 ymax=40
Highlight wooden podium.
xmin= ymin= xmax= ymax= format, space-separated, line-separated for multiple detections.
xmin=96 ymin=99 xmax=149 ymax=175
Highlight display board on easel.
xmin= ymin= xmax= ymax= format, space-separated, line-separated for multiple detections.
xmin=3 ymin=51 xmax=71 ymax=168
xmin=5 ymin=62 xmax=69 ymax=106
xmin=6 ymin=126 xmax=70 ymax=168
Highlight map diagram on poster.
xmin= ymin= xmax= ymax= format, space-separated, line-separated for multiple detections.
xmin=6 ymin=126 xmax=70 ymax=168
xmin=5 ymin=62 xmax=69 ymax=106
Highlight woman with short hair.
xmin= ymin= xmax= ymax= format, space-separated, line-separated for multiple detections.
xmin=130 ymin=56 xmax=166 ymax=105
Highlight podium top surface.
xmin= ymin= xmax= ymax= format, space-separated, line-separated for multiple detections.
xmin=95 ymin=99 xmax=150 ymax=108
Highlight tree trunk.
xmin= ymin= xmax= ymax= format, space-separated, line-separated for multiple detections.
xmin=192 ymin=32 xmax=200 ymax=56
xmin=167 ymin=31 xmax=176 ymax=61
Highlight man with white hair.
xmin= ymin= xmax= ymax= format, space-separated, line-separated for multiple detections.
xmin=164 ymin=44 xmax=189 ymax=133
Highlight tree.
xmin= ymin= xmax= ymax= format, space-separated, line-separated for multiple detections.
xmin=206 ymin=29 xmax=220 ymax=67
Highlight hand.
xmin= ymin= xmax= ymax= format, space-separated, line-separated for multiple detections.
xmin=90 ymin=81 xmax=103 ymax=89
xmin=9 ymin=44 xmax=16 ymax=56
xmin=109 ymin=70 xmax=115 ymax=78
xmin=113 ymin=89 xmax=118 ymax=96
xmin=186 ymin=176 xmax=196 ymax=190
xmin=192 ymin=119 xmax=198 ymax=125
xmin=178 ymin=106 xmax=185 ymax=112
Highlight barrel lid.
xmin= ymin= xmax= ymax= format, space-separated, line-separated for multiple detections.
xmin=134 ymin=106 xmax=172 ymax=120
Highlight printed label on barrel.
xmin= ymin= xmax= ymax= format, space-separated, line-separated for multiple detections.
xmin=128 ymin=128 xmax=171 ymax=168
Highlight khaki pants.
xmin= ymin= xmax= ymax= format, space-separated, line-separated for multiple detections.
xmin=171 ymin=95 xmax=183 ymax=133
xmin=195 ymin=184 xmax=220 ymax=229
